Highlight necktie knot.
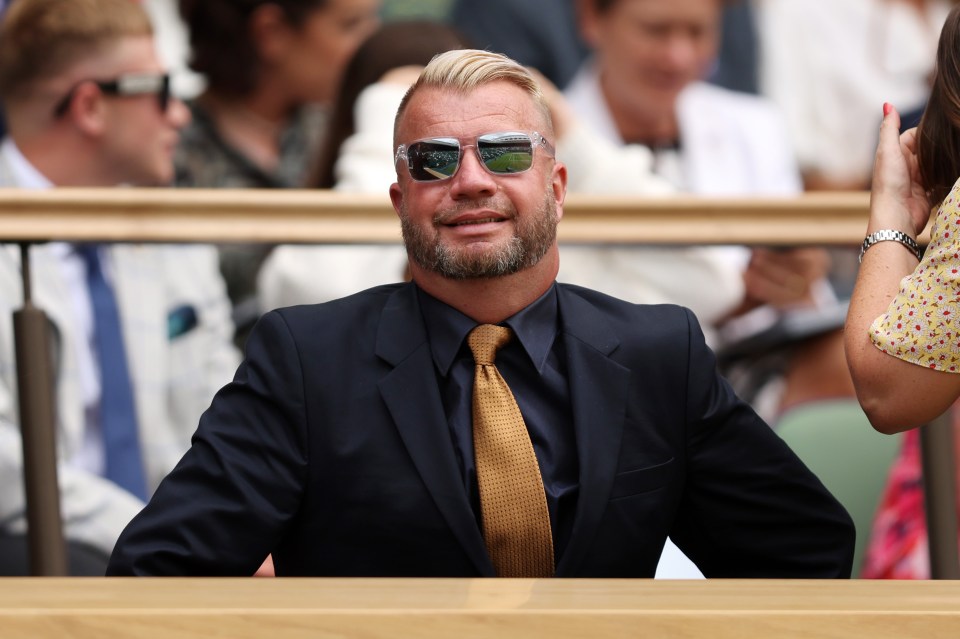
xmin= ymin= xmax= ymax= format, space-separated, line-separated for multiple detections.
xmin=468 ymin=324 xmax=511 ymax=365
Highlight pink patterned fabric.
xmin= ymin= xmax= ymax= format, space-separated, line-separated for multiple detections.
xmin=863 ymin=408 xmax=960 ymax=579
xmin=862 ymin=429 xmax=930 ymax=579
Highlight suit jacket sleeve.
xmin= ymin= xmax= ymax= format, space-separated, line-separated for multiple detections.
xmin=669 ymin=307 xmax=855 ymax=577
xmin=107 ymin=310 xmax=308 ymax=575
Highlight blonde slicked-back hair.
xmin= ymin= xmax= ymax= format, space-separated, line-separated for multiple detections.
xmin=0 ymin=0 xmax=153 ymax=104
xmin=394 ymin=49 xmax=554 ymax=141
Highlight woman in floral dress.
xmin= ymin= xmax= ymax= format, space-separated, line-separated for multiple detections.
xmin=845 ymin=6 xmax=960 ymax=434
xmin=845 ymin=5 xmax=960 ymax=579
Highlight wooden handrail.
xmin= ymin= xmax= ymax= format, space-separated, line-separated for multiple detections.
xmin=0 ymin=187 xmax=875 ymax=245
xmin=2 ymin=578 xmax=960 ymax=638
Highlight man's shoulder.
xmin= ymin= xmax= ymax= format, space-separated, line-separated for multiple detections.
xmin=557 ymin=282 xmax=693 ymax=324
xmin=246 ymin=283 xmax=409 ymax=359
xmin=556 ymin=283 xmax=704 ymax=364
xmin=270 ymin=282 xmax=408 ymax=327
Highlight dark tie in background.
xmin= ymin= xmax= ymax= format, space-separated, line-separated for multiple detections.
xmin=78 ymin=244 xmax=147 ymax=500
xmin=468 ymin=324 xmax=554 ymax=577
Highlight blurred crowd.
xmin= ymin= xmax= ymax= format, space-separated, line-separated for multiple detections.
xmin=0 ymin=0 xmax=956 ymax=579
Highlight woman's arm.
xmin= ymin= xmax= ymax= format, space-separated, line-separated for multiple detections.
xmin=844 ymin=104 xmax=960 ymax=433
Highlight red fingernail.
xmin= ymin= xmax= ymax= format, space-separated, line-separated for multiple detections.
xmin=883 ymin=102 xmax=892 ymax=116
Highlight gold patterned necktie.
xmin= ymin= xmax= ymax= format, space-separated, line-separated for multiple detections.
xmin=468 ymin=324 xmax=554 ymax=577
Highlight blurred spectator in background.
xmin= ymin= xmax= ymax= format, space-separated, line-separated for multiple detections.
xmin=449 ymin=0 xmax=590 ymax=90
xmin=758 ymin=0 xmax=952 ymax=192
xmin=142 ymin=0 xmax=204 ymax=99
xmin=448 ymin=0 xmax=757 ymax=92
xmin=564 ymin=0 xmax=852 ymax=418
xmin=380 ymin=0 xmax=451 ymax=20
xmin=0 ymin=0 xmax=239 ymax=575
xmin=174 ymin=0 xmax=380 ymax=345
xmin=709 ymin=0 xmax=757 ymax=94
xmin=0 ymin=0 xmax=14 ymax=139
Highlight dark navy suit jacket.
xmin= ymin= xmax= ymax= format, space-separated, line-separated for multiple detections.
xmin=108 ymin=282 xmax=854 ymax=577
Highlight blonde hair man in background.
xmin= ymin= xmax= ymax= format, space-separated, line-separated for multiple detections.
xmin=0 ymin=0 xmax=239 ymax=574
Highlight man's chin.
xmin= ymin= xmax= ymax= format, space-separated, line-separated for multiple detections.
xmin=143 ymin=168 xmax=174 ymax=187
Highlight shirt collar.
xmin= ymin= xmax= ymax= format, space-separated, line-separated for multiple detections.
xmin=417 ymin=283 xmax=560 ymax=377
xmin=0 ymin=137 xmax=54 ymax=189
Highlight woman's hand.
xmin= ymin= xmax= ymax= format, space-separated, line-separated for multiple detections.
xmin=870 ymin=103 xmax=932 ymax=237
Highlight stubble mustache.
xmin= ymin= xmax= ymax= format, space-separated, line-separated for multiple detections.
xmin=431 ymin=197 xmax=518 ymax=226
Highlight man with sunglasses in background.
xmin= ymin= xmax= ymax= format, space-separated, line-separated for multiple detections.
xmin=0 ymin=0 xmax=239 ymax=575
xmin=109 ymin=49 xmax=854 ymax=578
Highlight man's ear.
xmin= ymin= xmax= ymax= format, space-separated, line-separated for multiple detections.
xmin=389 ymin=182 xmax=404 ymax=218
xmin=552 ymin=161 xmax=567 ymax=221
xmin=249 ymin=3 xmax=294 ymax=63
xmin=68 ymin=82 xmax=108 ymax=137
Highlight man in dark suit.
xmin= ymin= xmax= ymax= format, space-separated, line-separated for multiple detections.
xmin=108 ymin=49 xmax=854 ymax=578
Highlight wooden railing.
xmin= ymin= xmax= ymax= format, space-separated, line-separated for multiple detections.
xmin=0 ymin=187 xmax=874 ymax=244
xmin=1 ymin=188 xmax=954 ymax=579
xmin=2 ymin=578 xmax=959 ymax=638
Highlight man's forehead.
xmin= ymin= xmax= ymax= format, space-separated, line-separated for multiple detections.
xmin=397 ymin=82 xmax=543 ymax=141
xmin=34 ymin=34 xmax=159 ymax=96
xmin=99 ymin=34 xmax=162 ymax=72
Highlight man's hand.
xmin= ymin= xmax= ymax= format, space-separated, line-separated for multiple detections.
xmin=742 ymin=247 xmax=832 ymax=309
xmin=254 ymin=554 xmax=275 ymax=577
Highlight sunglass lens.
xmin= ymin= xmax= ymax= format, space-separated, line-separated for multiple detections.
xmin=408 ymin=140 xmax=460 ymax=181
xmin=478 ymin=136 xmax=534 ymax=174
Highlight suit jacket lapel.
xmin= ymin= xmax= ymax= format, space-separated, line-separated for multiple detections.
xmin=375 ymin=284 xmax=493 ymax=575
xmin=555 ymin=287 xmax=631 ymax=576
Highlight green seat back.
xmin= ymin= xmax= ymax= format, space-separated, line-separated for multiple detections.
xmin=775 ymin=400 xmax=903 ymax=577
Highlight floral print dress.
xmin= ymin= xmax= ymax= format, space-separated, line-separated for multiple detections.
xmin=863 ymin=178 xmax=960 ymax=579
xmin=870 ymin=179 xmax=960 ymax=370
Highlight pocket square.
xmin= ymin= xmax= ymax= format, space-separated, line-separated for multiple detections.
xmin=167 ymin=304 xmax=198 ymax=339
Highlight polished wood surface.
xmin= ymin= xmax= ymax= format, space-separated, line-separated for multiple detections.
xmin=0 ymin=187 xmax=875 ymax=245
xmin=1 ymin=578 xmax=958 ymax=638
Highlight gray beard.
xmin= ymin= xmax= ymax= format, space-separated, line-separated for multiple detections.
xmin=400 ymin=188 xmax=558 ymax=280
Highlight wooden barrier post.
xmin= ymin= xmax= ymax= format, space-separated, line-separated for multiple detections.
xmin=13 ymin=243 xmax=67 ymax=576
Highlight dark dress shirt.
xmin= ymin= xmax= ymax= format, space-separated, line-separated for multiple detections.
xmin=417 ymin=284 xmax=579 ymax=561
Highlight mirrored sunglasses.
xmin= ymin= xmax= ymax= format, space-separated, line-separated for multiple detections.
xmin=395 ymin=131 xmax=555 ymax=182
xmin=54 ymin=72 xmax=171 ymax=118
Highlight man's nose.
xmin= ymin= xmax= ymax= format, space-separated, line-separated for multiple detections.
xmin=448 ymin=146 xmax=497 ymax=199
xmin=167 ymin=96 xmax=191 ymax=129
xmin=662 ymin=34 xmax=699 ymax=71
